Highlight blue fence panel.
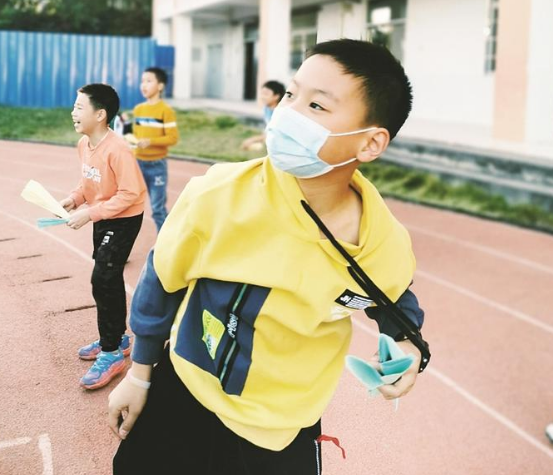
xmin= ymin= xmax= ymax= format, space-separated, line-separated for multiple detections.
xmin=155 ymin=45 xmax=175 ymax=98
xmin=0 ymin=30 xmax=170 ymax=109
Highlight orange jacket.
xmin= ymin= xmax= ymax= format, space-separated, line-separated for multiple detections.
xmin=70 ymin=130 xmax=147 ymax=222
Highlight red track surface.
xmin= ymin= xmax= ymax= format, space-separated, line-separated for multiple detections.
xmin=1 ymin=140 xmax=553 ymax=474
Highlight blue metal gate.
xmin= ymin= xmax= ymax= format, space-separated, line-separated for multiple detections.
xmin=0 ymin=30 xmax=174 ymax=109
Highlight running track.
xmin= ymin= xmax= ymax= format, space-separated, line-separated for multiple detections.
xmin=1 ymin=140 xmax=553 ymax=475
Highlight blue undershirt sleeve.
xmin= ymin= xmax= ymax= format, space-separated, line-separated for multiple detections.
xmin=364 ymin=286 xmax=425 ymax=340
xmin=130 ymin=248 xmax=187 ymax=365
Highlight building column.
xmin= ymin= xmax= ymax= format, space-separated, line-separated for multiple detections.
xmin=493 ymin=0 xmax=553 ymax=144
xmin=525 ymin=0 xmax=553 ymax=143
xmin=172 ymin=13 xmax=193 ymax=100
xmin=152 ymin=0 xmax=173 ymax=45
xmin=257 ymin=0 xmax=291 ymax=92
xmin=317 ymin=1 xmax=367 ymax=43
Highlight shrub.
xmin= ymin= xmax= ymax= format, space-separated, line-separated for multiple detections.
xmin=214 ymin=115 xmax=238 ymax=129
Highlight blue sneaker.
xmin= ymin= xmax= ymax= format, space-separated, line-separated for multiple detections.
xmin=78 ymin=334 xmax=131 ymax=360
xmin=80 ymin=350 xmax=126 ymax=390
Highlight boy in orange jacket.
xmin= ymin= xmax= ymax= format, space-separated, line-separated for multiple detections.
xmin=61 ymin=83 xmax=147 ymax=390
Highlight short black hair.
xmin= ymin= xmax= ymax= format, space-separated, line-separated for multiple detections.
xmin=262 ymin=80 xmax=286 ymax=101
xmin=78 ymin=83 xmax=120 ymax=124
xmin=306 ymin=39 xmax=412 ymax=140
xmin=144 ymin=67 xmax=168 ymax=85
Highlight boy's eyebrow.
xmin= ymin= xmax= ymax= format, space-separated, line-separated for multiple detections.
xmin=291 ymin=78 xmax=339 ymax=103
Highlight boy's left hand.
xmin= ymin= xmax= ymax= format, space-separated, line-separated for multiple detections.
xmin=373 ymin=339 xmax=421 ymax=400
xmin=137 ymin=139 xmax=151 ymax=149
xmin=67 ymin=209 xmax=91 ymax=230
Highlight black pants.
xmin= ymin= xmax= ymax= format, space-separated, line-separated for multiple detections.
xmin=113 ymin=349 xmax=323 ymax=475
xmin=91 ymin=214 xmax=143 ymax=352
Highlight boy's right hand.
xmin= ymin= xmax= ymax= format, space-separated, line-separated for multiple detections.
xmin=59 ymin=197 xmax=76 ymax=212
xmin=108 ymin=374 xmax=149 ymax=440
xmin=136 ymin=138 xmax=151 ymax=149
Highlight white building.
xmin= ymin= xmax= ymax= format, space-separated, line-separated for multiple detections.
xmin=152 ymin=0 xmax=553 ymax=150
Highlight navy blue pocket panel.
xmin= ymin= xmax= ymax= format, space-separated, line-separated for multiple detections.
xmin=174 ymin=278 xmax=271 ymax=396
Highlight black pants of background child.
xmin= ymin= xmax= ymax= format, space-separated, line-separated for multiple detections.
xmin=113 ymin=348 xmax=323 ymax=475
xmin=91 ymin=214 xmax=143 ymax=352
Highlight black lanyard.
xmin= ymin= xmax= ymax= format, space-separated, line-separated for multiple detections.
xmin=301 ymin=200 xmax=431 ymax=372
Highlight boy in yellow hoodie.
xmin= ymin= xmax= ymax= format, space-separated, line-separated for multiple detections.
xmin=109 ymin=40 xmax=429 ymax=474
xmin=132 ymin=67 xmax=178 ymax=232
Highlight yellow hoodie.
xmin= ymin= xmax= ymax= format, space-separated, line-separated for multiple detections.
xmin=154 ymin=157 xmax=415 ymax=450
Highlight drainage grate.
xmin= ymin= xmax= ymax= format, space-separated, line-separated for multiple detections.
xmin=42 ymin=276 xmax=71 ymax=283
xmin=17 ymin=254 xmax=42 ymax=260
xmin=65 ymin=305 xmax=96 ymax=313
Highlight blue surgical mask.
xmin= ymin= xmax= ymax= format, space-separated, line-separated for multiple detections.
xmin=265 ymin=107 xmax=377 ymax=179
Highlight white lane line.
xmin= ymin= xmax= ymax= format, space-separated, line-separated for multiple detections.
xmin=0 ymin=156 xmax=68 ymax=172
xmin=0 ymin=209 xmax=135 ymax=295
xmin=168 ymin=168 xmax=209 ymax=178
xmin=426 ymin=368 xmax=553 ymax=461
xmin=0 ymin=437 xmax=32 ymax=449
xmin=352 ymin=319 xmax=553 ymax=461
xmin=0 ymin=175 xmax=69 ymax=195
xmin=407 ymin=224 xmax=553 ymax=276
xmin=417 ymin=269 xmax=553 ymax=336
xmin=1 ymin=171 xmax=184 ymax=204
xmin=38 ymin=434 xmax=54 ymax=475
xmin=0 ymin=174 xmax=157 ymax=226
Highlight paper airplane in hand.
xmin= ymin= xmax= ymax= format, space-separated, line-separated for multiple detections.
xmin=37 ymin=217 xmax=69 ymax=228
xmin=20 ymin=180 xmax=71 ymax=219
xmin=346 ymin=334 xmax=415 ymax=410
xmin=124 ymin=133 xmax=138 ymax=145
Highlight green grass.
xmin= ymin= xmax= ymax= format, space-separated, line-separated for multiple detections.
xmin=2 ymin=105 xmax=552 ymax=233
xmin=172 ymin=110 xmax=263 ymax=161
xmin=0 ymin=106 xmax=264 ymax=161
xmin=359 ymin=162 xmax=553 ymax=232
xmin=0 ymin=107 xmax=77 ymax=145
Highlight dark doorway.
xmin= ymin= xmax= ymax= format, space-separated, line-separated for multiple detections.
xmin=244 ymin=41 xmax=258 ymax=100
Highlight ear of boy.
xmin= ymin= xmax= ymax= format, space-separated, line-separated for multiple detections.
xmin=96 ymin=109 xmax=107 ymax=124
xmin=356 ymin=127 xmax=390 ymax=164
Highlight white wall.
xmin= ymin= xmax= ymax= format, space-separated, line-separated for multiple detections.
xmin=259 ymin=0 xmax=292 ymax=86
xmin=173 ymin=0 xmax=257 ymax=16
xmin=154 ymin=0 xmax=175 ymax=21
xmin=153 ymin=19 xmax=172 ymax=45
xmin=525 ymin=0 xmax=553 ymax=144
xmin=317 ymin=1 xmax=367 ymax=43
xmin=404 ymin=0 xmax=493 ymax=126
xmin=191 ymin=26 xmax=207 ymax=97
xmin=225 ymin=23 xmax=246 ymax=101
xmin=190 ymin=23 xmax=245 ymax=100
xmin=172 ymin=14 xmax=193 ymax=99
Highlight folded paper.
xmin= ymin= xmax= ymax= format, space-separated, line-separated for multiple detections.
xmin=21 ymin=180 xmax=70 ymax=219
xmin=124 ymin=133 xmax=138 ymax=145
xmin=345 ymin=334 xmax=415 ymax=399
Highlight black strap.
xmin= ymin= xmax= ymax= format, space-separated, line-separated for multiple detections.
xmin=301 ymin=200 xmax=430 ymax=372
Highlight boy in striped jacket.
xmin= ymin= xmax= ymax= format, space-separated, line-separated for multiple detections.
xmin=133 ymin=67 xmax=178 ymax=232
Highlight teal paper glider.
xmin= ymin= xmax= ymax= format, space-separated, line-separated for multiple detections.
xmin=346 ymin=334 xmax=415 ymax=399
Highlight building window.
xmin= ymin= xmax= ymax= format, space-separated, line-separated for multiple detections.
xmin=367 ymin=0 xmax=407 ymax=63
xmin=290 ymin=9 xmax=318 ymax=70
xmin=484 ymin=0 xmax=499 ymax=73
